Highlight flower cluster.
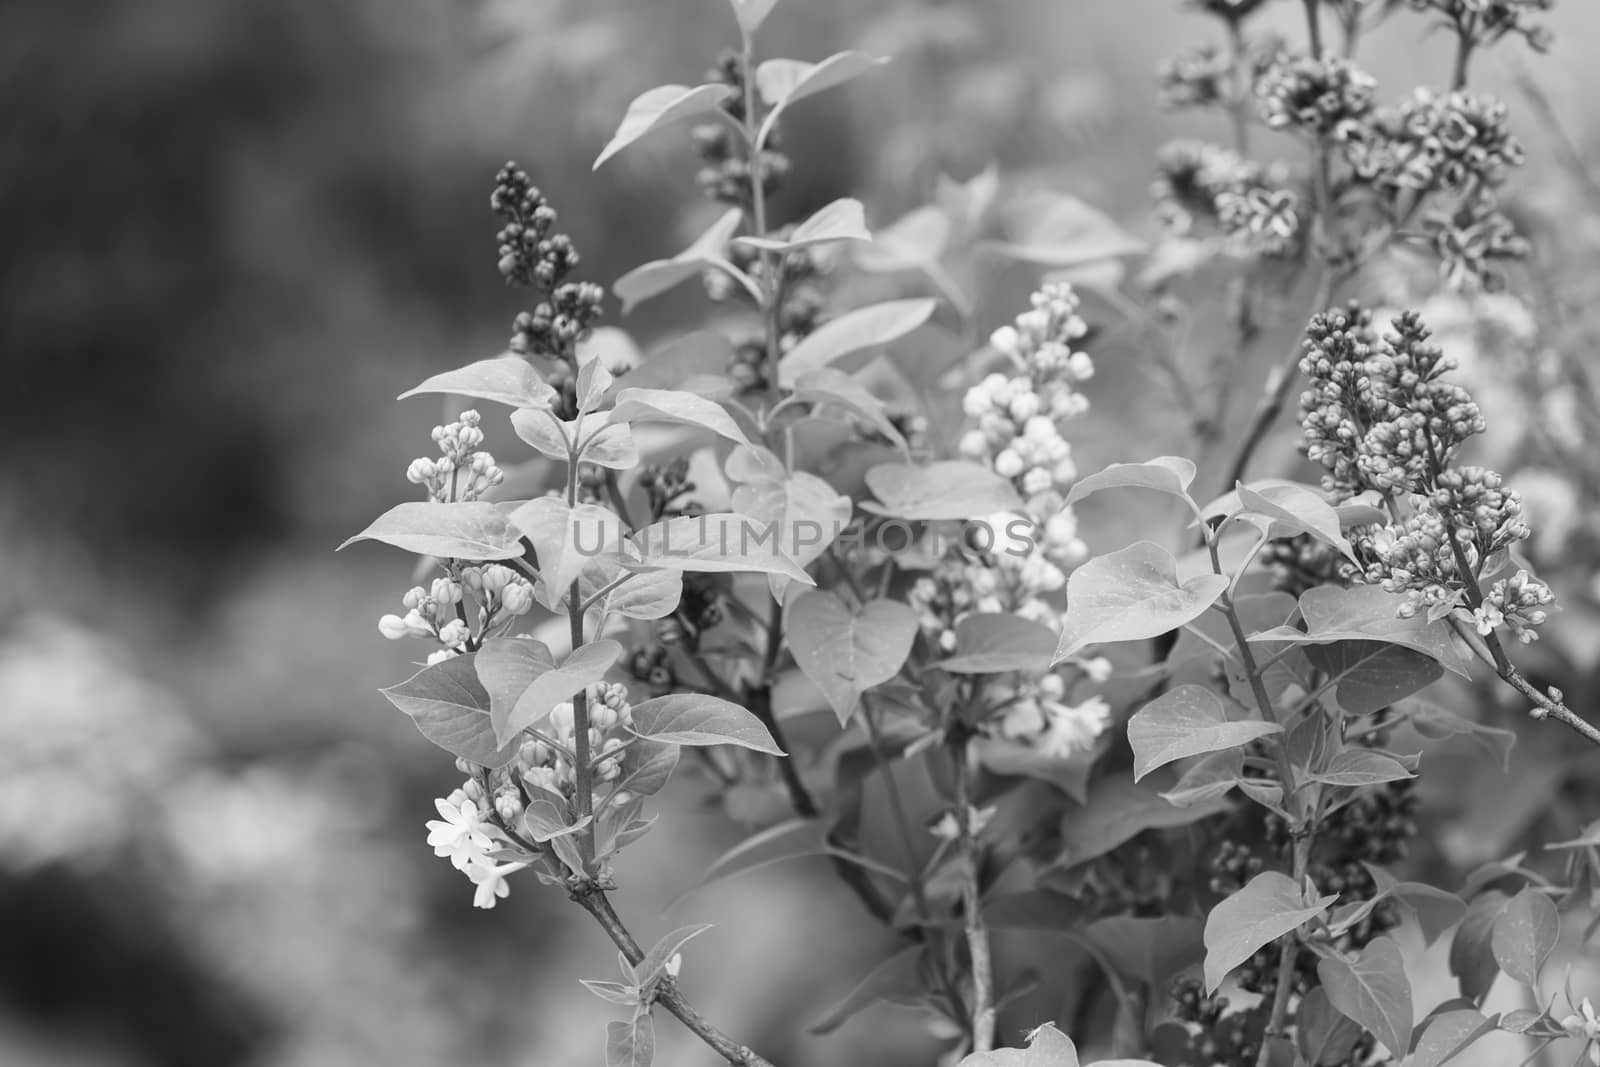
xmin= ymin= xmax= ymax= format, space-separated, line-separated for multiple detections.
xmin=425 ymin=783 xmax=528 ymax=909
xmin=1296 ymin=305 xmax=1558 ymax=638
xmin=992 ymin=674 xmax=1113 ymax=760
xmin=689 ymin=50 xmax=790 ymax=208
xmin=1256 ymin=54 xmax=1377 ymax=141
xmin=1157 ymin=45 xmax=1231 ymax=111
xmin=906 ymin=285 xmax=1106 ymax=759
xmin=422 ymin=681 xmax=643 ymax=909
xmin=956 ymin=284 xmax=1093 ymax=565
xmin=405 ymin=411 xmax=505 ymax=503
xmin=1298 ymin=306 xmax=1483 ymax=499
xmin=1151 ymin=140 xmax=1300 ymax=256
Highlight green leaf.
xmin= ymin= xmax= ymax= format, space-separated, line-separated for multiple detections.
xmin=728 ymin=461 xmax=852 ymax=576
xmin=604 ymin=1016 xmax=655 ymax=1067
xmin=638 ymin=924 xmax=714 ymax=986
xmin=399 ymin=356 xmax=556 ymax=409
xmin=1304 ymin=640 xmax=1444 ymax=715
xmin=508 ymin=498 xmax=623 ymax=610
xmin=610 ymin=387 xmax=750 ymax=445
xmin=340 ymin=501 xmax=526 ymax=561
xmin=1053 ymin=777 xmax=1232 ymax=872
xmin=579 ymin=979 xmax=638 ymax=1007
xmin=736 ymin=197 xmax=870 ymax=251
xmin=1331 ymin=866 xmax=1463 ymax=946
xmin=1204 ymin=871 xmax=1336 ymax=992
xmin=379 ymin=654 xmax=516 ymax=768
xmin=509 ymin=406 xmax=572 ymax=461
xmin=631 ymin=513 xmax=816 ymax=584
xmin=1054 ymin=542 xmax=1230 ymax=663
xmin=1403 ymin=700 xmax=1515 ymax=771
xmin=791 ymin=368 xmax=909 ymax=453
xmin=1449 ymin=890 xmax=1510 ymax=1004
xmin=613 ymin=209 xmax=745 ymax=313
xmin=861 ymin=460 xmax=1023 ymax=521
xmin=612 ymin=739 xmax=679 ymax=798
xmin=1295 ymin=986 xmax=1365 ymax=1067
xmin=937 ymin=613 xmax=1059 ymax=674
xmin=982 ymin=191 xmax=1144 ymax=267
xmin=1316 ymin=937 xmax=1413 ymax=1059
xmin=1252 ymin=584 xmax=1474 ymax=677
xmin=523 ymin=797 xmax=591 ymax=843
xmin=786 ymin=592 xmax=917 ymax=725
xmin=726 ymin=0 xmax=780 ymax=34
xmin=1490 ymin=887 xmax=1559 ymax=986
xmin=954 ymin=1022 xmax=1093 ymax=1066
xmin=1160 ymin=749 xmax=1245 ymax=807
xmin=1235 ymin=483 xmax=1355 ymax=560
xmin=852 ymin=205 xmax=950 ymax=272
xmin=755 ymin=53 xmax=889 ymax=140
xmin=809 ymin=943 xmax=927 ymax=1035
xmin=594 ymin=83 xmax=731 ymax=170
xmin=610 ymin=331 xmax=735 ymax=394
xmin=602 ymin=568 xmax=684 ymax=622
xmin=1083 ymin=916 xmax=1204 ymax=985
xmin=1128 ymin=684 xmax=1281 ymax=782
xmin=1064 ymin=457 xmax=1198 ymax=511
xmin=778 ymin=299 xmax=938 ymax=384
xmin=628 ymin=693 xmax=784 ymax=754
xmin=476 ymin=637 xmax=623 ymax=745
xmin=973 ymin=736 xmax=1099 ymax=803
xmin=1307 ymin=748 xmax=1416 ymax=787
xmin=1410 ymin=1008 xmax=1500 ymax=1067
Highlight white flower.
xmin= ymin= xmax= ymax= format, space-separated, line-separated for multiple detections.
xmin=990 ymin=326 xmax=1020 ymax=357
xmin=426 ymin=797 xmax=494 ymax=871
xmin=378 ymin=614 xmax=411 ymax=640
xmin=467 ymin=860 xmax=529 ymax=909
xmin=1036 ymin=696 xmax=1111 ymax=759
xmin=994 ymin=449 xmax=1025 ymax=478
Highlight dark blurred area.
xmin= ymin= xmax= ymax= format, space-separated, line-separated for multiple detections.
xmin=3 ymin=1 xmax=1600 ymax=1064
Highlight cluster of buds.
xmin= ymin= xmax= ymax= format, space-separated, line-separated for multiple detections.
xmin=520 ymin=682 xmax=638 ymax=802
xmin=1296 ymin=306 xmax=1558 ymax=640
xmin=405 ymin=411 xmax=506 ymax=503
xmin=493 ymin=166 xmax=608 ymax=410
xmin=637 ymin=457 xmax=699 ymax=521
xmin=493 ymin=162 xmax=580 ymax=289
xmin=689 ymin=50 xmax=790 ymax=208
xmin=378 ymin=566 xmax=535 ymax=662
xmin=1298 ymin=307 xmax=1483 ymax=500
xmin=1408 ymin=0 xmax=1554 ymax=52
xmin=708 ymin=240 xmax=833 ymax=397
xmin=1256 ymin=55 xmax=1377 ymax=141
xmin=1151 ymin=140 xmax=1300 ymax=256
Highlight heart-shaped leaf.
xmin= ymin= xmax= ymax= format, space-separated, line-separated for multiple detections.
xmin=476 ymin=637 xmax=623 ymax=745
xmin=1490 ymin=887 xmax=1559 ymax=986
xmin=786 ymin=592 xmax=918 ymax=725
xmin=861 ymin=460 xmax=1023 ymax=521
xmin=1128 ymin=684 xmax=1281 ymax=782
xmin=1317 ymin=937 xmax=1413 ymax=1059
xmin=937 ymin=613 xmax=1059 ymax=674
xmin=1204 ymin=872 xmax=1336 ymax=992
xmin=380 ymin=654 xmax=516 ymax=768
xmin=1054 ymin=542 xmax=1229 ymax=663
xmin=1064 ymin=457 xmax=1198 ymax=511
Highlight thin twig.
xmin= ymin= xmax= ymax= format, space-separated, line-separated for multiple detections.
xmin=952 ymin=735 xmax=995 ymax=1053
xmin=571 ymin=888 xmax=777 ymax=1067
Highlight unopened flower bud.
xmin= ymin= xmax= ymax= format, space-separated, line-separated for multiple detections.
xmin=378 ymin=614 xmax=410 ymax=640
xmin=501 ymin=582 xmax=534 ymax=615
xmin=437 ymin=619 xmax=471 ymax=647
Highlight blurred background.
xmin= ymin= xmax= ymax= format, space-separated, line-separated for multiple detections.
xmin=4 ymin=1 xmax=1600 ymax=1064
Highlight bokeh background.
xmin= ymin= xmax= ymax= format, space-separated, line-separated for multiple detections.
xmin=5 ymin=1 xmax=1600 ymax=1064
